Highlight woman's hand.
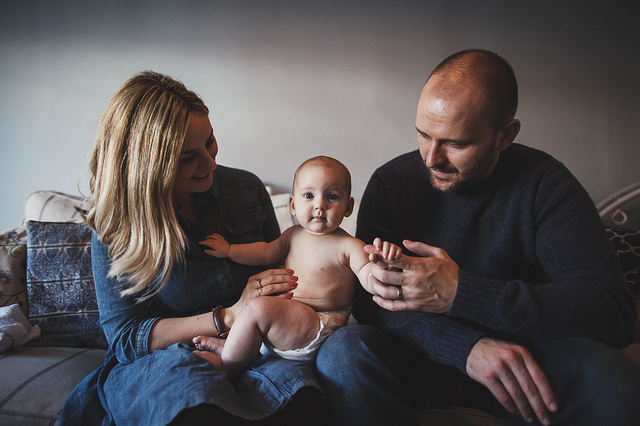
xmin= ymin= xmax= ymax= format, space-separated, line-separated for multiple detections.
xmin=223 ymin=268 xmax=298 ymax=328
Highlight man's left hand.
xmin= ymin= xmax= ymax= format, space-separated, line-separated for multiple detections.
xmin=364 ymin=239 xmax=458 ymax=313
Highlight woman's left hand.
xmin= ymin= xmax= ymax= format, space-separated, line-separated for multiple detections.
xmin=224 ymin=268 xmax=298 ymax=328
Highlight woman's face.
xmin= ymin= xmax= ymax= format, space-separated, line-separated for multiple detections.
xmin=173 ymin=112 xmax=218 ymax=199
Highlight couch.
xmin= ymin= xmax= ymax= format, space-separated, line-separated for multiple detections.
xmin=1 ymin=189 xmax=639 ymax=426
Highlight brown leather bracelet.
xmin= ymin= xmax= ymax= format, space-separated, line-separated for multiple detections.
xmin=212 ymin=305 xmax=229 ymax=339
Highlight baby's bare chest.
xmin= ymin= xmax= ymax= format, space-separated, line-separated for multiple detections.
xmin=285 ymin=235 xmax=351 ymax=281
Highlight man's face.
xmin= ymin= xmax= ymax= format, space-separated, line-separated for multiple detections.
xmin=415 ymin=77 xmax=509 ymax=192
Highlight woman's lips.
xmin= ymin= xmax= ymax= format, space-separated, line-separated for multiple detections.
xmin=192 ymin=172 xmax=211 ymax=181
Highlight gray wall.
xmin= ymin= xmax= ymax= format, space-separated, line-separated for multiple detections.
xmin=2 ymin=1 xmax=639 ymax=229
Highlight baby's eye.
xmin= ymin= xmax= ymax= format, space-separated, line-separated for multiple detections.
xmin=303 ymin=193 xmax=314 ymax=199
xmin=327 ymin=194 xmax=338 ymax=201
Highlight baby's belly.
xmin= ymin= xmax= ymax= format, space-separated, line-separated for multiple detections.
xmin=290 ymin=285 xmax=353 ymax=312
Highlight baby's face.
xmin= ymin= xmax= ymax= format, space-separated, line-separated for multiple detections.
xmin=290 ymin=164 xmax=353 ymax=235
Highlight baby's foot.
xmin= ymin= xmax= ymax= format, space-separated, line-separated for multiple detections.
xmin=193 ymin=335 xmax=226 ymax=355
xmin=192 ymin=349 xmax=223 ymax=370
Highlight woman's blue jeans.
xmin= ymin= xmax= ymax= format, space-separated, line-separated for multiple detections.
xmin=316 ymin=325 xmax=640 ymax=425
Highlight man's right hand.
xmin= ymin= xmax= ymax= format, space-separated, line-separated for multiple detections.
xmin=466 ymin=337 xmax=558 ymax=425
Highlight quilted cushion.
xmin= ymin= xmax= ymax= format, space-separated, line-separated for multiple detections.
xmin=25 ymin=221 xmax=106 ymax=349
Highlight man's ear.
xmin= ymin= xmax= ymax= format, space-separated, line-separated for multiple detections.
xmin=289 ymin=195 xmax=296 ymax=216
xmin=498 ymin=119 xmax=521 ymax=151
xmin=344 ymin=197 xmax=355 ymax=218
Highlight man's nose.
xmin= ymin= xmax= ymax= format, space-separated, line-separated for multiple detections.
xmin=425 ymin=141 xmax=445 ymax=168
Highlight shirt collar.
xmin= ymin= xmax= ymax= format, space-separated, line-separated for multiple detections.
xmin=206 ymin=168 xmax=220 ymax=199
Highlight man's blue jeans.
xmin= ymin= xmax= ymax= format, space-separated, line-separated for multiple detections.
xmin=316 ymin=325 xmax=640 ymax=425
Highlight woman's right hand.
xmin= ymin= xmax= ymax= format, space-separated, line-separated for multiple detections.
xmin=224 ymin=268 xmax=298 ymax=328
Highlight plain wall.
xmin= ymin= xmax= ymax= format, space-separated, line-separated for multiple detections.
xmin=2 ymin=1 xmax=639 ymax=229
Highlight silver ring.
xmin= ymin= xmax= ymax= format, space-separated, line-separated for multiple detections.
xmin=257 ymin=287 xmax=263 ymax=296
xmin=397 ymin=286 xmax=403 ymax=300
xmin=257 ymin=278 xmax=263 ymax=288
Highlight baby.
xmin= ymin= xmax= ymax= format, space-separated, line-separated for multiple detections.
xmin=195 ymin=156 xmax=400 ymax=380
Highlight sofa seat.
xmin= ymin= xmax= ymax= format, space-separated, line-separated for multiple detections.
xmin=0 ymin=346 xmax=107 ymax=425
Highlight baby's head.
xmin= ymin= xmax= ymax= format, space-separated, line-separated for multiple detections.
xmin=290 ymin=156 xmax=354 ymax=235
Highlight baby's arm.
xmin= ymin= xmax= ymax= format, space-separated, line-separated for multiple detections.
xmin=200 ymin=228 xmax=292 ymax=266
xmin=351 ymin=237 xmax=401 ymax=295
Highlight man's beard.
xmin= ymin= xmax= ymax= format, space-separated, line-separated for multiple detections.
xmin=428 ymin=151 xmax=498 ymax=193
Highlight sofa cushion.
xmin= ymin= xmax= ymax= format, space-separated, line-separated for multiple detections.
xmin=24 ymin=191 xmax=86 ymax=223
xmin=0 ymin=226 xmax=28 ymax=317
xmin=26 ymin=221 xmax=107 ymax=349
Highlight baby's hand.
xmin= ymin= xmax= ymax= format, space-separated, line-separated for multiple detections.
xmin=200 ymin=233 xmax=231 ymax=258
xmin=372 ymin=237 xmax=402 ymax=260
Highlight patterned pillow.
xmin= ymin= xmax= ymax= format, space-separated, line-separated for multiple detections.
xmin=605 ymin=226 xmax=640 ymax=297
xmin=26 ymin=221 xmax=107 ymax=349
xmin=0 ymin=225 xmax=28 ymax=317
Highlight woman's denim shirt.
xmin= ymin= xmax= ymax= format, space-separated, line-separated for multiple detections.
xmin=92 ymin=165 xmax=281 ymax=363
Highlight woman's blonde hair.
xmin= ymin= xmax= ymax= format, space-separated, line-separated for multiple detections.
xmin=84 ymin=71 xmax=209 ymax=300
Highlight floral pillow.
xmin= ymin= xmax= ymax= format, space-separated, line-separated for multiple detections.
xmin=26 ymin=221 xmax=107 ymax=349
xmin=0 ymin=225 xmax=28 ymax=317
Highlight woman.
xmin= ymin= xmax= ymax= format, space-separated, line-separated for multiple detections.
xmin=60 ymin=71 xmax=324 ymax=425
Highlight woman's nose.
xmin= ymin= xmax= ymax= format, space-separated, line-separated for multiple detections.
xmin=208 ymin=155 xmax=217 ymax=171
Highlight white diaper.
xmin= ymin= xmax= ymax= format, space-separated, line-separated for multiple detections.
xmin=259 ymin=309 xmax=350 ymax=361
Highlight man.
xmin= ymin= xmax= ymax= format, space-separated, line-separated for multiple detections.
xmin=316 ymin=49 xmax=640 ymax=425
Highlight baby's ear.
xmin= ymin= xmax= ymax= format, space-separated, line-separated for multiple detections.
xmin=289 ymin=195 xmax=297 ymax=216
xmin=344 ymin=196 xmax=355 ymax=217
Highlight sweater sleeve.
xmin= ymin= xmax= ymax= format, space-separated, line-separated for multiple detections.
xmin=355 ymin=171 xmax=487 ymax=372
xmin=448 ymin=164 xmax=636 ymax=348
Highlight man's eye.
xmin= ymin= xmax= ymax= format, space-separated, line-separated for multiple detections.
xmin=448 ymin=142 xmax=466 ymax=149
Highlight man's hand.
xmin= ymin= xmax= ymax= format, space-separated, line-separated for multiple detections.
xmin=364 ymin=239 xmax=459 ymax=313
xmin=466 ymin=338 xmax=558 ymax=425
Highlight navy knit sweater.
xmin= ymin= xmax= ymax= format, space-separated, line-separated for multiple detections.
xmin=354 ymin=144 xmax=636 ymax=373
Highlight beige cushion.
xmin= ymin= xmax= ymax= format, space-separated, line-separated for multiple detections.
xmin=23 ymin=191 xmax=86 ymax=223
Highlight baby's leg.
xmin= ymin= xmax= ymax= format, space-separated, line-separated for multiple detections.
xmin=222 ymin=297 xmax=320 ymax=379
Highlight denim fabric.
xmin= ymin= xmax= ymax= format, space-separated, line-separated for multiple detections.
xmin=317 ymin=325 xmax=640 ymax=426
xmin=60 ymin=166 xmax=319 ymax=425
